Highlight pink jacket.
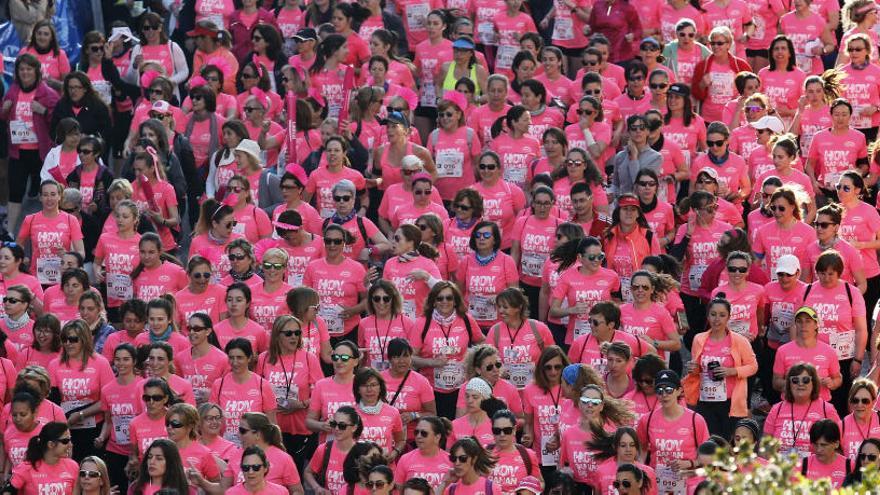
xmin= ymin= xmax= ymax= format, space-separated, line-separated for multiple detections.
xmin=0 ymin=81 xmax=59 ymax=160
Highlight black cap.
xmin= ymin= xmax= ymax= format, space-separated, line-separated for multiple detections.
xmin=293 ymin=28 xmax=317 ymax=42
xmin=668 ymin=83 xmax=690 ymax=97
xmin=655 ymin=369 xmax=681 ymax=388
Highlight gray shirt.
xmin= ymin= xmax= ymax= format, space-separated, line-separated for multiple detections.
xmin=610 ymin=146 xmax=663 ymax=197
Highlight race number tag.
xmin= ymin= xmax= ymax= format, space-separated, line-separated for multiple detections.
xmin=10 ymin=120 xmax=37 ymax=145
xmin=552 ymin=17 xmax=574 ymax=41
xmin=468 ymin=294 xmax=498 ymax=321
xmin=688 ymin=264 xmax=708 ymax=291
xmin=521 ymin=252 xmax=546 ymax=278
xmin=107 ymin=273 xmax=133 ymax=301
xmin=434 ymin=360 xmax=465 ymax=391
xmin=37 ymin=256 xmax=62 ymax=285
xmin=435 ymin=149 xmax=464 ymax=178
xmin=319 ymin=304 xmax=345 ymax=335
xmin=113 ymin=414 xmax=134 ymax=445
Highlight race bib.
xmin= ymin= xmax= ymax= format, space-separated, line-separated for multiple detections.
xmin=477 ymin=21 xmax=497 ymax=45
xmin=319 ymin=304 xmax=345 ymax=335
xmin=405 ymin=3 xmax=429 ymax=31
xmin=469 ymin=294 xmax=497 ymax=321
xmin=435 ymin=148 xmax=464 ymax=178
xmin=420 ymin=81 xmax=438 ymax=108
xmin=107 ymin=273 xmax=133 ymax=301
xmin=401 ymin=298 xmax=417 ymax=319
xmin=823 ymin=171 xmax=844 ymax=190
xmin=827 ymin=328 xmax=856 ymax=360
xmin=371 ymin=358 xmax=390 ymax=371
xmin=688 ymin=264 xmax=708 ymax=291
xmin=434 ymin=360 xmax=465 ymax=391
xmin=795 ymin=54 xmax=814 ymax=73
xmin=553 ymin=17 xmax=574 ymax=41
xmin=853 ymin=105 xmax=872 ymax=129
xmin=62 ymin=400 xmax=97 ymax=430
xmin=287 ymin=271 xmax=304 ymax=287
xmin=507 ymin=363 xmax=534 ymax=389
xmin=272 ymin=383 xmax=298 ymax=402
xmin=728 ymin=319 xmax=751 ymax=340
xmin=503 ymin=162 xmax=527 ymax=187
xmin=10 ymin=120 xmax=37 ymax=145
xmin=93 ymin=81 xmax=112 ymax=105
xmin=699 ymin=370 xmax=727 ymax=402
xmin=37 ymin=256 xmax=62 ymax=285
xmin=113 ymin=414 xmax=134 ymax=445
xmin=521 ymin=252 xmax=546 ymax=278
xmin=657 ymin=465 xmax=685 ymax=495
xmin=540 ymin=435 xmax=559 ymax=466
xmin=496 ymin=45 xmax=518 ymax=70
xmin=573 ymin=316 xmax=591 ymax=339
xmin=708 ymin=72 xmax=735 ymax=105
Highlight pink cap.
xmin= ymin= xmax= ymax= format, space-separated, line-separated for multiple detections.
xmin=285 ymin=163 xmax=308 ymax=187
xmin=411 ymin=172 xmax=433 ymax=184
xmin=515 ymin=477 xmax=542 ymax=495
xmin=442 ymin=90 xmax=468 ymax=113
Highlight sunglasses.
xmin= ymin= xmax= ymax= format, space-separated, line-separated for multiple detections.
xmin=449 ymin=454 xmax=470 ymax=464
xmin=262 ymin=262 xmax=285 ymax=270
xmin=414 ymin=429 xmax=431 ymax=438
xmin=453 ymin=203 xmax=471 ymax=211
xmin=224 ymin=220 xmax=238 ymax=229
xmin=3 ymin=297 xmax=22 ymax=304
xmin=677 ymin=31 xmax=696 ymax=38
xmin=745 ymin=106 xmax=764 ymax=113
xmin=813 ymin=221 xmax=838 ymax=229
xmin=851 ymin=397 xmax=873 ymax=405
xmin=166 ymin=420 xmax=185 ymax=429
xmin=790 ymin=376 xmax=812 ymax=385
xmin=192 ymin=271 xmax=212 ymax=280
xmin=484 ymin=362 xmax=502 ymax=372
xmin=576 ymin=109 xmax=594 ymax=116
xmin=640 ymin=44 xmax=660 ymax=51
xmin=55 ymin=437 xmax=73 ymax=445
xmin=387 ymin=106 xmax=406 ymax=113
xmin=848 ymin=46 xmax=867 ymax=52
xmin=707 ymin=139 xmax=726 ymax=147
xmin=280 ymin=329 xmax=302 ymax=337
xmin=62 ymin=336 xmax=80 ymax=343
xmin=861 ymin=453 xmax=880 ymax=462
xmin=440 ymin=112 xmax=456 ymax=119
xmin=565 ymin=159 xmax=585 ymax=167
xmin=328 ymin=420 xmax=352 ymax=429
xmin=492 ymin=426 xmax=515 ymax=435
xmin=727 ymin=266 xmax=748 ymax=274
xmin=582 ymin=253 xmax=605 ymax=262
xmin=191 ymin=95 xmax=204 ymax=101
xmin=544 ymin=364 xmax=563 ymax=371
xmin=372 ymin=295 xmax=392 ymax=303
xmin=142 ymin=24 xmax=160 ymax=31
xmin=435 ymin=294 xmax=455 ymax=302
xmin=331 ymin=354 xmax=354 ymax=362
xmin=478 ymin=163 xmax=498 ymax=171
xmin=413 ymin=189 xmax=431 ymax=196
xmin=613 ymin=480 xmax=632 ymax=489
xmin=584 ymin=61 xmax=599 ymax=66
xmin=324 ymin=238 xmax=344 ymax=245
xmin=584 ymin=88 xmax=601 ymax=95
xmin=649 ymin=83 xmax=668 ymax=90
xmin=187 ymin=325 xmax=209 ymax=333
xmin=474 ymin=231 xmax=493 ymax=239
xmin=241 ymin=464 xmax=264 ymax=472
xmin=365 ymin=481 xmax=388 ymax=490
xmin=228 ymin=253 xmax=247 ymax=261
xmin=630 ymin=284 xmax=651 ymax=291
xmin=78 ymin=148 xmax=95 ymax=155
xmin=333 ymin=194 xmax=353 ymax=202
xmin=769 ymin=205 xmax=788 ymax=212
xmin=580 ymin=397 xmax=602 ymax=406
xmin=636 ymin=180 xmax=657 ymax=187
xmin=836 ymin=184 xmax=853 ymax=192
xmin=655 ymin=386 xmax=676 ymax=395
xmin=142 ymin=394 xmax=166 ymax=402
xmin=239 ymin=427 xmax=253 ymax=435
xmin=79 ymin=470 xmax=101 ymax=479
xmin=629 ymin=125 xmax=646 ymax=131
xmin=88 ymin=45 xmax=103 ymax=53
xmin=243 ymin=107 xmax=262 ymax=113
xmin=709 ymin=41 xmax=727 ymax=46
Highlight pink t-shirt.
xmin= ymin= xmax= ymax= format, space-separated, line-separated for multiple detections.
xmin=129 ymin=412 xmax=169 ymax=458
xmin=489 ymin=447 xmax=541 ymax=493
xmin=458 ymin=252 xmax=520 ymax=327
xmin=308 ymin=442 xmax=348 ymax=494
xmin=840 ymin=63 xmax=880 ymax=129
xmin=226 ymin=482 xmax=287 ymax=495
xmin=805 ymin=239 xmax=864 ymax=286
xmin=493 ymin=13 xmax=537 ymax=72
xmin=773 ymin=341 xmax=840 ymax=402
xmin=249 ymin=283 xmax=292 ymax=331
xmin=358 ymin=402 xmax=403 ymax=451
xmin=360 ymin=316 xmax=414 ymax=369
xmin=381 ymin=368 xmax=435 ymax=439
xmin=213 ymin=318 xmax=269 ymax=355
xmin=842 ymin=412 xmax=880 ymax=461
xmin=637 ymin=409 xmax=710 ymax=494
xmin=3 ymin=423 xmax=42 ymax=468
xmin=174 ymin=346 xmax=230 ymax=403
xmin=224 ymin=445 xmax=300 ymax=486
xmin=178 ymin=440 xmax=221 ymax=481
xmin=798 ymin=105 xmax=832 ymax=154
xmin=559 ymin=425 xmax=604 ymax=483
xmin=764 ymin=281 xmax=808 ymax=346
xmin=94 ymin=232 xmax=141 ymax=307
xmin=552 ymin=267 xmax=622 ymax=343
xmin=132 ymin=179 xmax=179 ymax=249
xmin=662 ymin=115 xmax=707 ymax=161
xmin=174 ymin=284 xmax=227 ymax=329
xmin=42 ymin=286 xmax=80 ymax=324
xmin=132 ymin=331 xmax=190 ymax=362
xmin=522 ymin=382 xmax=564 ymax=467
xmin=803 ymin=280 xmax=867 ymax=360
xmin=10 ymin=458 xmax=77 ymax=495
xmin=592 ymin=459 xmax=658 ymax=495
xmin=568 ymin=330 xmax=644 ymax=377
xmin=19 ymin=211 xmax=83 ymax=285
xmin=208 ymin=372 xmax=276 ymax=444
xmin=807 ymin=129 xmax=869 ymax=189
xmin=272 ymin=202 xmax=323 ymax=237
xmin=455 ymin=378 xmax=524 ymax=415
xmin=334 ymin=215 xmax=381 ymax=260
xmin=428 ymin=126 xmax=482 ymax=201
xmin=510 ymin=215 xmax=560 ymax=286
xmin=779 ymin=11 xmax=826 ymax=75
xmin=691 ymin=153 xmax=750 ymax=206
xmin=840 ymin=201 xmax=880 ymax=278
xmin=100 ymin=379 xmax=143 ymax=455
xmin=411 ymin=313 xmax=484 ymax=392
xmin=305 ymin=166 xmax=366 ymax=218
xmin=394 ymin=448 xmax=454 ymax=486
xmin=382 ymin=257 xmax=441 ymax=319
xmin=302 ymin=257 xmax=366 ymax=336
xmin=711 ymin=282 xmax=766 ymax=340
xmin=758 ymin=67 xmax=806 ymax=113
xmin=390 ymin=201 xmax=450 ymax=229
xmin=255 ymin=350 xmax=323 ymax=436
xmin=675 ymin=219 xmax=733 ymax=295
xmin=449 ymin=415 xmax=494 ymax=447
xmin=133 ymin=262 xmax=188 ymax=301
xmin=49 ymin=354 xmax=115 ymax=424
xmin=620 ymin=303 xmax=676 ymax=361
xmin=136 ymin=374 xmax=196 ymax=406
xmin=255 ymin=235 xmax=324 ymax=287
xmin=764 ymin=399 xmax=841 ymax=457
xmin=803 ymin=453 xmax=848 ymax=487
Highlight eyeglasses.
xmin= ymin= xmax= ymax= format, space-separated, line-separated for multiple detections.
xmin=492 ymin=426 xmax=515 ymax=435
xmin=166 ymin=420 xmax=185 ymax=429
xmin=372 ymin=295 xmax=392 ymax=303
xmin=582 ymin=253 xmax=605 ymax=262
xmin=813 ymin=221 xmax=838 ymax=229
xmin=243 ymin=106 xmax=262 ymax=113
xmin=630 ymin=284 xmax=651 ymax=291
xmin=543 ymin=364 xmax=563 ymax=371
xmin=613 ymin=480 xmax=632 ymax=490
xmin=848 ymin=46 xmax=867 ymax=53
xmin=453 ymin=203 xmax=471 ymax=211
xmin=228 ymin=253 xmax=247 ymax=261
xmin=333 ymin=195 xmax=352 ymax=202
xmin=142 ymin=394 xmax=166 ymax=402
xmin=262 ymin=262 xmax=285 ymax=270
xmin=576 ymin=109 xmax=594 ymax=116
xmin=474 ymin=231 xmax=493 ymax=239
xmin=78 ymin=148 xmax=95 ymax=155
xmin=435 ymin=295 xmax=455 ymax=302
xmin=769 ymin=205 xmax=788 ymax=212
xmin=2 ymin=297 xmax=22 ymax=304
xmin=331 ymin=354 xmax=354 ymax=362
xmin=790 ymin=376 xmax=812 ymax=385
xmin=324 ymin=238 xmax=344 ymax=245
xmin=365 ymin=481 xmax=388 ymax=490
xmin=484 ymin=362 xmax=502 ymax=372
xmin=280 ymin=329 xmax=302 ymax=337
xmin=709 ymin=41 xmax=727 ymax=46
xmin=707 ymin=139 xmax=726 ymax=148
xmin=836 ymin=184 xmax=853 ymax=192
xmin=677 ymin=31 xmax=696 ymax=38
xmin=655 ymin=386 xmax=676 ymax=395
xmin=565 ymin=159 xmax=585 ymax=167
xmin=62 ymin=336 xmax=80 ymax=343
xmin=440 ymin=112 xmax=456 ymax=119
xmin=852 ymin=397 xmax=873 ymax=405
xmin=580 ymin=397 xmax=602 ymax=406
xmin=860 ymin=453 xmax=880 ymax=462
xmin=192 ymin=271 xmax=212 ymax=280
xmin=414 ymin=429 xmax=431 ymax=438
xmin=449 ymin=454 xmax=470 ymax=464
xmin=727 ymin=266 xmax=748 ymax=274
xmin=478 ymin=163 xmax=498 ymax=171
xmin=79 ymin=470 xmax=101 ymax=479
xmin=328 ymin=420 xmax=352 ymax=429
xmin=241 ymin=464 xmax=264 ymax=472
xmin=636 ymin=180 xmax=657 ymax=187
xmin=584 ymin=60 xmax=599 ymax=66
xmin=649 ymin=83 xmax=668 ymax=90
xmin=187 ymin=325 xmax=209 ymax=333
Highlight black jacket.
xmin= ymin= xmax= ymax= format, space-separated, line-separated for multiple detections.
xmin=50 ymin=96 xmax=112 ymax=141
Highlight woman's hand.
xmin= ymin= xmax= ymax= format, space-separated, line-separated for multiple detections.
xmin=2 ymin=100 xmax=12 ymax=113
xmin=408 ymin=269 xmax=430 ymax=281
xmin=93 ymin=434 xmax=107 ymax=448
xmin=30 ymin=101 xmax=46 ymax=115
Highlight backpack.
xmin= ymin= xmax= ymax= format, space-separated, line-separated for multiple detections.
xmin=803 ymin=281 xmax=853 ymax=306
xmin=317 ymin=440 xmax=333 ymax=487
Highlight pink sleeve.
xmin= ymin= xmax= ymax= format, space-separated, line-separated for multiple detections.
xmin=772 ymin=347 xmax=786 ymax=375
xmin=18 ymin=215 xmax=33 ymax=243
xmin=308 ymin=382 xmax=324 ymax=413
xmin=60 ymin=52 xmax=71 ymax=74
xmin=261 ymin=377 xmax=277 ymax=412
xmin=254 ymin=208 xmax=273 ymax=238
xmin=851 ymin=287 xmax=867 ymax=318
xmin=504 ymin=256 xmax=519 ymax=286
xmin=308 ymin=443 xmax=326 ymax=472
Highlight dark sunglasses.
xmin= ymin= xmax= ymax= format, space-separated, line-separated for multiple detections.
xmin=262 ymin=262 xmax=285 ymax=270
xmin=576 ymin=109 xmax=594 ymax=116
xmin=365 ymin=481 xmax=388 ymax=489
xmin=166 ymin=420 xmax=185 ymax=429
xmin=414 ymin=429 xmax=431 ymax=438
xmin=439 ymin=112 xmax=456 ymax=119
xmin=814 ymin=221 xmax=838 ymax=229
xmin=331 ymin=354 xmax=354 ymax=362
xmin=636 ymin=180 xmax=657 ymax=187
xmin=413 ymin=189 xmax=431 ymax=196
xmin=790 ymin=376 xmax=812 ymax=385
xmin=453 ymin=203 xmax=471 ymax=211
xmin=851 ymin=397 xmax=873 ymax=405
xmin=709 ymin=41 xmax=727 ymax=46
xmin=142 ymin=394 xmax=166 ymax=402
xmin=280 ymin=329 xmax=302 ymax=337
xmin=492 ymin=426 xmax=514 ymax=435
xmin=836 ymin=184 xmax=853 ymax=192
xmin=187 ymin=325 xmax=209 ymax=333
xmin=3 ymin=297 xmax=23 ymax=304
xmin=435 ymin=295 xmax=455 ymax=302
xmin=241 ymin=464 xmax=264 ymax=472
xmin=142 ymin=24 xmax=160 ymax=31
xmin=649 ymin=83 xmax=668 ymax=90
xmin=192 ymin=271 xmax=212 ymax=279
xmin=191 ymin=95 xmax=204 ymax=101
xmin=484 ymin=362 xmax=502 ymax=371
xmin=583 ymin=253 xmax=605 ymax=262
xmin=613 ymin=480 xmax=632 ymax=489
xmin=372 ymin=295 xmax=392 ymax=303
xmin=478 ymin=163 xmax=498 ymax=171
xmin=629 ymin=125 xmax=646 ymax=131
xmin=707 ymin=139 xmax=726 ymax=147
xmin=62 ymin=336 xmax=80 ymax=343
xmin=860 ymin=453 xmax=879 ymax=462
xmin=80 ymin=470 xmax=101 ymax=478
xmin=727 ymin=266 xmax=748 ymax=274
xmin=328 ymin=420 xmax=352 ymax=429
xmin=677 ymin=31 xmax=696 ymax=38
xmin=769 ymin=205 xmax=787 ymax=212
xmin=78 ymin=148 xmax=95 ymax=155
xmin=227 ymin=253 xmax=247 ymax=261
xmin=449 ymin=454 xmax=470 ymax=463
xmin=55 ymin=437 xmax=73 ymax=445
xmin=324 ymin=238 xmax=344 ymax=245
xmin=333 ymin=195 xmax=352 ymax=202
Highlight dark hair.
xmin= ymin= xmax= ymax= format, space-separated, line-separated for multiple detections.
xmin=535 ymin=346 xmax=570 ymax=392
xmin=403 ymin=478 xmax=432 ymax=495
xmin=366 ymin=280 xmax=403 ymax=317
xmin=590 ymin=301 xmax=622 ymax=329
xmin=311 ymin=34 xmax=347 ymax=75
xmin=225 ymin=337 xmax=254 ymax=358
xmin=768 ymin=36 xmax=797 ymax=71
xmin=452 ymin=188 xmax=484 ymax=219
xmin=226 ymin=282 xmax=253 ymax=316
xmin=386 ymin=337 xmax=412 ymax=359
xmin=815 ymin=250 xmax=844 ymax=276
xmin=32 ymin=314 xmax=61 ymax=352
xmin=240 ymin=445 xmax=269 ymax=470
xmin=353 ymin=368 xmax=387 ymax=403
xmin=120 ymin=299 xmax=148 ymax=322
xmin=664 ymin=83 xmax=695 ymax=127
xmin=334 ymin=405 xmax=364 ymax=437
xmin=521 ymin=79 xmax=548 ymax=105
xmin=785 ymin=363 xmax=820 ymax=402
xmin=28 ymin=20 xmax=60 ymax=55
xmin=252 ymin=24 xmax=283 ymax=61
xmin=25 ymin=422 xmax=69 ymax=466
xmin=242 ymin=412 xmax=285 ymax=451
xmin=55 ymin=118 xmax=81 ymax=144
xmin=417 ymin=415 xmax=453 ymax=450
xmin=449 ymin=437 xmax=497 ymax=475
xmin=132 ymin=439 xmax=189 ymax=495
xmin=469 ymin=221 xmax=502 ymax=252
xmin=809 ymin=419 xmax=841 ymax=444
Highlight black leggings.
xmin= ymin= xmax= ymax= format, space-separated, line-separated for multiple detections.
xmin=8 ymin=149 xmax=42 ymax=203
xmin=681 ymin=293 xmax=707 ymax=350
xmin=283 ymin=432 xmax=317 ymax=476
xmin=695 ymin=399 xmax=740 ymax=439
xmin=105 ymin=450 xmax=131 ymax=494
xmin=435 ymin=391 xmax=457 ymax=420
xmin=71 ymin=423 xmax=103 ymax=463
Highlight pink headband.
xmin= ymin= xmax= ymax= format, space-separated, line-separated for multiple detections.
xmin=205 ymin=56 xmax=231 ymax=78
xmin=856 ymin=3 xmax=878 ymax=14
xmin=273 ymin=220 xmax=301 ymax=231
xmin=223 ymin=192 xmax=239 ymax=207
xmin=189 ymin=75 xmax=207 ymax=88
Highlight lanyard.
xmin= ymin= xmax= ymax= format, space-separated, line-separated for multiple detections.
xmin=790 ymin=400 xmax=814 ymax=450
xmin=374 ymin=316 xmax=396 ymax=361
xmin=505 ymin=319 xmax=525 ymax=347
xmin=278 ymin=350 xmax=298 ymax=397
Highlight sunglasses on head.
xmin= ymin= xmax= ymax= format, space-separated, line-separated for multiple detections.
xmin=331 ymin=353 xmax=354 ymax=362
xmin=280 ymin=329 xmax=302 ymax=337
xmin=324 ymin=238 xmax=344 ymax=245
xmin=492 ymin=426 xmax=515 ymax=435
xmin=241 ymin=464 xmax=264 ymax=472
